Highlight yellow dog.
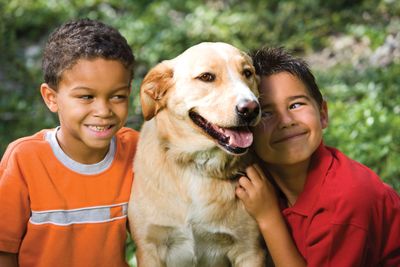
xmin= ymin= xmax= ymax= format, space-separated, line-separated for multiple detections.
xmin=129 ymin=42 xmax=266 ymax=267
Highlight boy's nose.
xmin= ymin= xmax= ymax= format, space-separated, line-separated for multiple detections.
xmin=277 ymin=111 xmax=296 ymax=128
xmin=94 ymin=100 xmax=113 ymax=117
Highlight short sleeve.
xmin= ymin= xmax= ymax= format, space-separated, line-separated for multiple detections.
xmin=0 ymin=145 xmax=31 ymax=253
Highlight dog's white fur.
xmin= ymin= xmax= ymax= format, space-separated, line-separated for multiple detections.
xmin=128 ymin=42 xmax=266 ymax=267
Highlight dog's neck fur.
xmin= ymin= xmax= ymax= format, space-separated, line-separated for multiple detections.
xmin=161 ymin=138 xmax=252 ymax=180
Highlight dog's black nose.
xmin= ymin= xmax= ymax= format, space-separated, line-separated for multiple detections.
xmin=236 ymin=99 xmax=260 ymax=123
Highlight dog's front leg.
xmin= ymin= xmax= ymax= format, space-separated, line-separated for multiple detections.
xmin=136 ymin=224 xmax=197 ymax=267
xmin=133 ymin=224 xmax=169 ymax=267
xmin=135 ymin=243 xmax=164 ymax=267
xmin=137 ymin=240 xmax=196 ymax=267
xmin=162 ymin=226 xmax=197 ymax=267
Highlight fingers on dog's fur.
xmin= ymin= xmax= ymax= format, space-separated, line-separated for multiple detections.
xmin=238 ymin=176 xmax=252 ymax=191
xmin=253 ymin=164 xmax=265 ymax=179
xmin=140 ymin=61 xmax=174 ymax=120
xmin=246 ymin=164 xmax=265 ymax=185
xmin=235 ymin=184 xmax=248 ymax=199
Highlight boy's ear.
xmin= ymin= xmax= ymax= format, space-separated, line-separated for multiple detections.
xmin=320 ymin=100 xmax=329 ymax=129
xmin=40 ymin=83 xmax=58 ymax=113
xmin=140 ymin=61 xmax=174 ymax=120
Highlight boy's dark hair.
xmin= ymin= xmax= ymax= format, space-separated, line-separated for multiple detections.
xmin=251 ymin=47 xmax=323 ymax=108
xmin=42 ymin=18 xmax=135 ymax=89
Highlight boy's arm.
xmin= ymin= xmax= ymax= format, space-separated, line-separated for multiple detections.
xmin=0 ymin=252 xmax=18 ymax=267
xmin=236 ymin=164 xmax=306 ymax=267
xmin=0 ymin=146 xmax=30 ymax=266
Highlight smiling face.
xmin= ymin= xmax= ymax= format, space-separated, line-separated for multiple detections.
xmin=253 ymin=72 xmax=328 ymax=167
xmin=41 ymin=58 xmax=131 ymax=163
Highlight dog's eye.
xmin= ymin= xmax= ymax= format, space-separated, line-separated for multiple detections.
xmin=243 ymin=69 xmax=253 ymax=78
xmin=197 ymin=73 xmax=215 ymax=82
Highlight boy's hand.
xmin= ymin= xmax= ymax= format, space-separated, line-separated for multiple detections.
xmin=235 ymin=164 xmax=280 ymax=225
xmin=236 ymin=165 xmax=307 ymax=267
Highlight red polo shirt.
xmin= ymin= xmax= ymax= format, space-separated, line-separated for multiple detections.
xmin=281 ymin=143 xmax=400 ymax=267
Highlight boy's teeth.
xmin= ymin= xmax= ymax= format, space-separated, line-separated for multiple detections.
xmin=90 ymin=125 xmax=108 ymax=131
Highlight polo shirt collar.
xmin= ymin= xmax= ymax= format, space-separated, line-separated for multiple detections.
xmin=283 ymin=142 xmax=334 ymax=216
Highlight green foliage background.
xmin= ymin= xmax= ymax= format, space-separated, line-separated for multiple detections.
xmin=1 ymin=1 xmax=399 ymax=265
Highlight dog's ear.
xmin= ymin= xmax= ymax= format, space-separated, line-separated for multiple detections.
xmin=140 ymin=61 xmax=174 ymax=120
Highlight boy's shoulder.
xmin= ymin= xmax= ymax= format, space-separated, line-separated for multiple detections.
xmin=314 ymin=146 xmax=400 ymax=229
xmin=116 ymin=127 xmax=139 ymax=143
xmin=324 ymin=145 xmax=398 ymax=210
xmin=114 ymin=127 xmax=139 ymax=157
xmin=327 ymin=145 xmax=382 ymax=188
xmin=2 ymin=129 xmax=53 ymax=160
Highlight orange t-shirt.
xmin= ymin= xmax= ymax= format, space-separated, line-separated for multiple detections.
xmin=0 ymin=127 xmax=138 ymax=267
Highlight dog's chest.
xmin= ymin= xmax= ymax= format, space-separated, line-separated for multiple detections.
xmin=163 ymin=217 xmax=238 ymax=267
xmin=185 ymin=174 xmax=239 ymax=219
xmin=187 ymin=192 xmax=238 ymax=243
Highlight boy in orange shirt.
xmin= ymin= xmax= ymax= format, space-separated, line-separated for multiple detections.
xmin=236 ymin=47 xmax=400 ymax=266
xmin=0 ymin=19 xmax=138 ymax=267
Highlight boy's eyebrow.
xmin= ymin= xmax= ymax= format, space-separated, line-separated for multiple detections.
xmin=71 ymin=85 xmax=130 ymax=92
xmin=71 ymin=86 xmax=93 ymax=91
xmin=287 ymin=94 xmax=312 ymax=101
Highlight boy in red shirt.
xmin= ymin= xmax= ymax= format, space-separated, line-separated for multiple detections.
xmin=236 ymin=47 xmax=400 ymax=266
xmin=0 ymin=19 xmax=138 ymax=267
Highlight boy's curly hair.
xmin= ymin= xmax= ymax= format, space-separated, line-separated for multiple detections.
xmin=250 ymin=47 xmax=324 ymax=108
xmin=42 ymin=18 xmax=135 ymax=89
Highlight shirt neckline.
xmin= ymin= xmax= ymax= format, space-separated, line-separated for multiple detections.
xmin=45 ymin=127 xmax=116 ymax=175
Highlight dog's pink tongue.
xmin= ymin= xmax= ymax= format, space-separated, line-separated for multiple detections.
xmin=223 ymin=128 xmax=253 ymax=148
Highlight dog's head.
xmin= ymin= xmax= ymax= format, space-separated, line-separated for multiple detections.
xmin=140 ymin=42 xmax=260 ymax=155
